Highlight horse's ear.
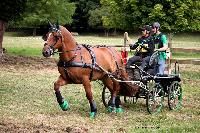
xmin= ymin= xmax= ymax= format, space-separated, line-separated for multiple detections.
xmin=56 ymin=20 xmax=60 ymax=30
xmin=48 ymin=19 xmax=53 ymax=27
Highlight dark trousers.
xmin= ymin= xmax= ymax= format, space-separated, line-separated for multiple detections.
xmin=126 ymin=56 xmax=142 ymax=79
xmin=140 ymin=56 xmax=151 ymax=70
xmin=126 ymin=56 xmax=141 ymax=68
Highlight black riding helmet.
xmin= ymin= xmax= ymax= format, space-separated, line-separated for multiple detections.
xmin=141 ymin=25 xmax=152 ymax=34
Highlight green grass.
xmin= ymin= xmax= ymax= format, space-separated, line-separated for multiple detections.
xmin=2 ymin=32 xmax=200 ymax=58
xmin=6 ymin=47 xmax=42 ymax=57
xmin=172 ymin=52 xmax=200 ymax=59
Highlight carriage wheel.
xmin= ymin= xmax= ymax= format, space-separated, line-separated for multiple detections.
xmin=146 ymin=81 xmax=164 ymax=114
xmin=168 ymin=81 xmax=182 ymax=110
xmin=102 ymin=85 xmax=110 ymax=107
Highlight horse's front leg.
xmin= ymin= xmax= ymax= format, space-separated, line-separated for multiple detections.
xmin=54 ymin=75 xmax=69 ymax=111
xmin=82 ymin=77 xmax=97 ymax=118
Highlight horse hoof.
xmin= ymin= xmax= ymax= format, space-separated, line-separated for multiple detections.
xmin=89 ymin=112 xmax=96 ymax=119
xmin=107 ymin=106 xmax=116 ymax=113
xmin=60 ymin=100 xmax=69 ymax=111
xmin=116 ymin=107 xmax=124 ymax=113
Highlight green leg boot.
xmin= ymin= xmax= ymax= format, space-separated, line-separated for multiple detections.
xmin=89 ymin=112 xmax=96 ymax=119
xmin=116 ymin=107 xmax=124 ymax=113
xmin=107 ymin=106 xmax=116 ymax=113
xmin=60 ymin=100 xmax=69 ymax=111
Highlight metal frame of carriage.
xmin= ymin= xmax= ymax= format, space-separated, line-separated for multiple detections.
xmin=101 ymin=54 xmax=183 ymax=114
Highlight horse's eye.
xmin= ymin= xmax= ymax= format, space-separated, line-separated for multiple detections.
xmin=54 ymin=36 xmax=59 ymax=41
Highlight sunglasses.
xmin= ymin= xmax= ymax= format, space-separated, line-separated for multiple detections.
xmin=152 ymin=26 xmax=158 ymax=29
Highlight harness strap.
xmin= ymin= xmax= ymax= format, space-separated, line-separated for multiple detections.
xmin=57 ymin=44 xmax=99 ymax=81
xmin=57 ymin=61 xmax=100 ymax=70
xmin=82 ymin=44 xmax=96 ymax=80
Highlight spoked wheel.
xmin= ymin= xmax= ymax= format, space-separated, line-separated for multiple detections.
xmin=146 ymin=80 xmax=164 ymax=114
xmin=168 ymin=81 xmax=182 ymax=110
xmin=102 ymin=85 xmax=110 ymax=107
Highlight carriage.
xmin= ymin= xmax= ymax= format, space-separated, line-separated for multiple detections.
xmin=101 ymin=50 xmax=183 ymax=114
xmin=42 ymin=22 xmax=182 ymax=118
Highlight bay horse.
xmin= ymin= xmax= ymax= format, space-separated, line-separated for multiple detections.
xmin=42 ymin=22 xmax=138 ymax=118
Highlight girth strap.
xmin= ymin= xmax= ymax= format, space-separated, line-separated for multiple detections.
xmin=57 ymin=61 xmax=99 ymax=69
xmin=82 ymin=44 xmax=96 ymax=80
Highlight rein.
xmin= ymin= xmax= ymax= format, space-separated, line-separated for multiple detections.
xmin=53 ymin=46 xmax=81 ymax=54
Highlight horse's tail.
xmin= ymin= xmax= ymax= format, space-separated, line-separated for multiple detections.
xmin=113 ymin=69 xmax=140 ymax=96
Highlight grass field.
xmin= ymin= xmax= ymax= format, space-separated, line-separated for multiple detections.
xmin=0 ymin=32 xmax=200 ymax=132
xmin=3 ymin=32 xmax=200 ymax=58
xmin=0 ymin=55 xmax=200 ymax=133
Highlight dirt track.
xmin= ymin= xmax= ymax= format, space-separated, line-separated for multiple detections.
xmin=0 ymin=121 xmax=88 ymax=133
xmin=0 ymin=54 xmax=57 ymax=69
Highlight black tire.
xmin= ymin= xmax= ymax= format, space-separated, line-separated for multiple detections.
xmin=102 ymin=85 xmax=110 ymax=107
xmin=168 ymin=81 xmax=182 ymax=110
xmin=146 ymin=81 xmax=164 ymax=114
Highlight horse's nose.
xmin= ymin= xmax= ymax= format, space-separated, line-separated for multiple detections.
xmin=44 ymin=43 xmax=48 ymax=46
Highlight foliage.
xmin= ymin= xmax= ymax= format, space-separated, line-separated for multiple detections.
xmin=11 ymin=0 xmax=76 ymax=27
xmin=0 ymin=0 xmax=27 ymax=22
xmin=6 ymin=0 xmax=200 ymax=32
xmin=100 ymin=0 xmax=200 ymax=32
xmin=88 ymin=8 xmax=103 ymax=28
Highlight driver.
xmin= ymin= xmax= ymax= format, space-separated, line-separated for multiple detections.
xmin=126 ymin=25 xmax=154 ymax=77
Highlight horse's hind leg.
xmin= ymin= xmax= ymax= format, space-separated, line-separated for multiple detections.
xmin=102 ymin=77 xmax=115 ymax=111
xmin=103 ymin=77 xmax=123 ymax=113
xmin=115 ymin=96 xmax=123 ymax=113
xmin=109 ymin=80 xmax=123 ymax=112
xmin=82 ymin=77 xmax=97 ymax=118
xmin=54 ymin=75 xmax=69 ymax=111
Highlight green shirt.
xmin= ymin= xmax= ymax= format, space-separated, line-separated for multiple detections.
xmin=152 ymin=33 xmax=168 ymax=60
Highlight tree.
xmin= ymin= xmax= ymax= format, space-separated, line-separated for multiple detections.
xmin=100 ymin=0 xmax=200 ymax=32
xmin=147 ymin=0 xmax=200 ymax=31
xmin=14 ymin=0 xmax=76 ymax=36
xmin=0 ymin=0 xmax=27 ymax=59
xmin=88 ymin=8 xmax=103 ymax=28
xmin=70 ymin=0 xmax=100 ymax=31
xmin=88 ymin=6 xmax=111 ymax=35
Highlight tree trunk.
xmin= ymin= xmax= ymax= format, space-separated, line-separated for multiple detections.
xmin=0 ymin=20 xmax=6 ymax=60
xmin=104 ymin=29 xmax=109 ymax=37
xmin=33 ymin=28 xmax=36 ymax=37
xmin=113 ymin=28 xmax=117 ymax=36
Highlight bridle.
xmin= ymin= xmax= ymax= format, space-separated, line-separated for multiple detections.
xmin=44 ymin=30 xmax=80 ymax=55
xmin=44 ymin=30 xmax=62 ymax=52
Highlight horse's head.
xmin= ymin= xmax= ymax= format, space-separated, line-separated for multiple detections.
xmin=42 ymin=21 xmax=63 ymax=57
